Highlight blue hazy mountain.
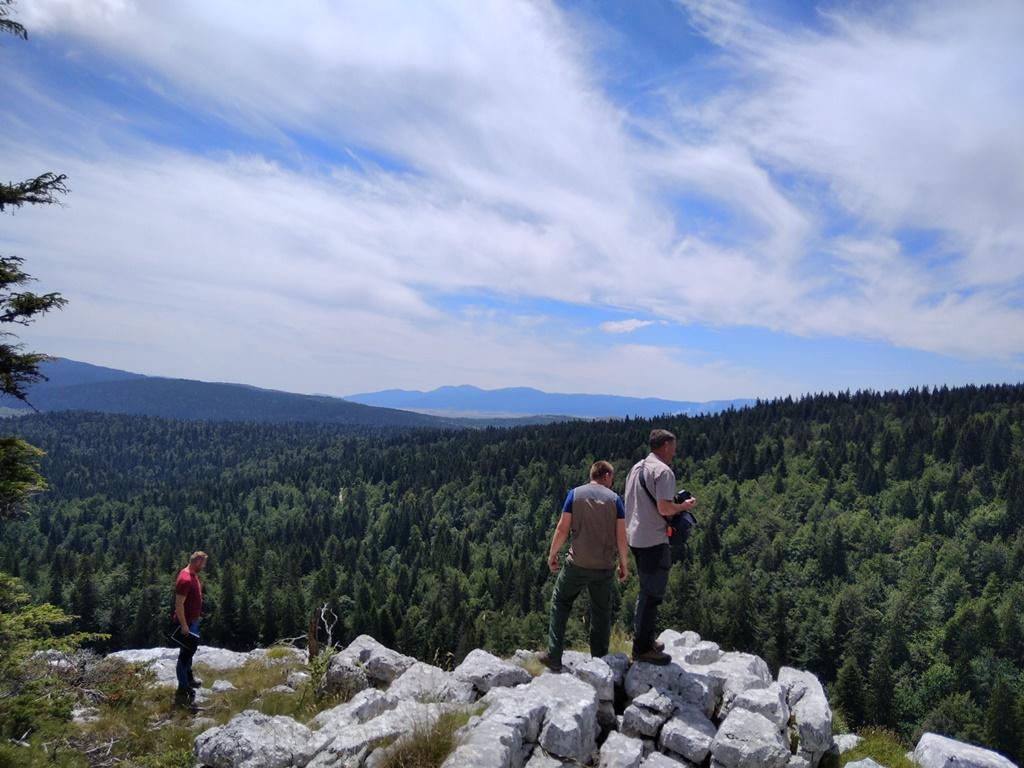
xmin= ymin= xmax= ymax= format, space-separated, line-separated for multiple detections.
xmin=346 ymin=384 xmax=753 ymax=419
xmin=1 ymin=359 xmax=447 ymax=428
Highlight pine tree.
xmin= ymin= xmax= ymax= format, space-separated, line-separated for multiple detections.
xmin=0 ymin=2 xmax=68 ymax=519
xmin=866 ymin=636 xmax=896 ymax=728
xmin=833 ymin=654 xmax=866 ymax=728
xmin=985 ymin=677 xmax=1016 ymax=759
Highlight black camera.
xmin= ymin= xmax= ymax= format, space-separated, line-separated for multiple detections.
xmin=667 ymin=489 xmax=696 ymax=548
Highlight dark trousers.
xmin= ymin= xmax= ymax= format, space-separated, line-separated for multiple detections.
xmin=547 ymin=561 xmax=614 ymax=663
xmin=175 ymin=619 xmax=200 ymax=690
xmin=631 ymin=543 xmax=671 ymax=654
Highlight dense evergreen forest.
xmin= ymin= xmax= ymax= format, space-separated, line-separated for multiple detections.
xmin=2 ymin=383 xmax=1024 ymax=758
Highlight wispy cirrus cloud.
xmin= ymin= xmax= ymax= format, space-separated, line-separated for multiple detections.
xmin=1 ymin=0 xmax=1021 ymax=400
xmin=600 ymin=319 xmax=655 ymax=334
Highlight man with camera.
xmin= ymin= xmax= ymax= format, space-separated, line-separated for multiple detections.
xmin=624 ymin=429 xmax=697 ymax=665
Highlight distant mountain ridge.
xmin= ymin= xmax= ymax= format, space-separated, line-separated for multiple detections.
xmin=1 ymin=359 xmax=447 ymax=428
xmin=2 ymin=359 xmax=752 ymax=425
xmin=346 ymin=384 xmax=753 ymax=419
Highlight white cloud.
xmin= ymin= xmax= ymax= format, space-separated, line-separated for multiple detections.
xmin=600 ymin=319 xmax=654 ymax=334
xmin=3 ymin=0 xmax=1023 ymax=402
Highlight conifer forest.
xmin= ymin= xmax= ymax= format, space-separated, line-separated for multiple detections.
xmin=3 ymin=384 xmax=1024 ymax=758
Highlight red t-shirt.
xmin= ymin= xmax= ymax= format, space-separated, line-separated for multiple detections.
xmin=174 ymin=567 xmax=203 ymax=624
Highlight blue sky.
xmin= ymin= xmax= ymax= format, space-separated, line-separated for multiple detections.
xmin=1 ymin=0 xmax=1022 ymax=401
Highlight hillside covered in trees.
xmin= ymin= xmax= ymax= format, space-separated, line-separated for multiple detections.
xmin=2 ymin=383 xmax=1023 ymax=759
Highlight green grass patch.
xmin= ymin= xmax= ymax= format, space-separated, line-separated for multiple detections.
xmin=840 ymin=728 xmax=915 ymax=768
xmin=264 ymin=645 xmax=297 ymax=660
xmin=376 ymin=709 xmax=475 ymax=768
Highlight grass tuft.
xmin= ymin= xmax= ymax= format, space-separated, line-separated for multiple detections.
xmin=839 ymin=727 xmax=915 ymax=768
xmin=377 ymin=709 xmax=474 ymax=768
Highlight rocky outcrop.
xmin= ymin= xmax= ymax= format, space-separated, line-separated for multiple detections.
xmin=176 ymin=630 xmax=1017 ymax=768
xmin=109 ymin=646 xmax=305 ymax=688
xmin=453 ymin=648 xmax=532 ymax=694
xmin=912 ymin=732 xmax=1017 ymax=768
xmin=195 ymin=710 xmax=312 ymax=768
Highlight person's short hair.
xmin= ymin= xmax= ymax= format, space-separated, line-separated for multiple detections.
xmin=590 ymin=460 xmax=614 ymax=480
xmin=649 ymin=429 xmax=676 ymax=451
xmin=189 ymin=551 xmax=208 ymax=564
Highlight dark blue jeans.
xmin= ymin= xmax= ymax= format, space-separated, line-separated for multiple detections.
xmin=631 ymin=543 xmax=671 ymax=655
xmin=175 ymin=619 xmax=200 ymax=690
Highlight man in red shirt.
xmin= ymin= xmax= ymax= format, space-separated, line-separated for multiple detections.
xmin=173 ymin=550 xmax=207 ymax=705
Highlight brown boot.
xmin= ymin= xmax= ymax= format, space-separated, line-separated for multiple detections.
xmin=633 ymin=648 xmax=671 ymax=666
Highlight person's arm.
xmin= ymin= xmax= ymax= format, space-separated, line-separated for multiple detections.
xmin=656 ymin=497 xmax=696 ymax=517
xmin=175 ymin=593 xmax=189 ymax=634
xmin=547 ymin=513 xmax=572 ymax=572
xmin=616 ymin=518 xmax=628 ymax=582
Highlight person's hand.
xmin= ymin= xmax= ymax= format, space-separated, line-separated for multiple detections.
xmin=681 ymin=496 xmax=697 ymax=512
xmin=548 ymin=553 xmax=560 ymax=573
xmin=617 ymin=561 xmax=628 ymax=583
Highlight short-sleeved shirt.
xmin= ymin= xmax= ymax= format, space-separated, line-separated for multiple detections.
xmin=624 ymin=454 xmax=676 ymax=548
xmin=174 ymin=567 xmax=203 ymax=624
xmin=560 ymin=482 xmax=625 ymax=570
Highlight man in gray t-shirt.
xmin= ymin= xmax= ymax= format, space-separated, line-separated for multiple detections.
xmin=623 ymin=429 xmax=698 ymax=664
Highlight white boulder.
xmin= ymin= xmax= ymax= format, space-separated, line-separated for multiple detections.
xmin=913 ymin=732 xmax=1018 ymax=768
xmin=194 ymin=710 xmax=311 ymax=768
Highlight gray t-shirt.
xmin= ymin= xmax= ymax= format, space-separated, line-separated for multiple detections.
xmin=624 ymin=454 xmax=676 ymax=548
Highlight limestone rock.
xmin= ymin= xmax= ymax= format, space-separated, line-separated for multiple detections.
xmin=778 ymin=668 xmax=832 ymax=756
xmin=699 ymin=652 xmax=772 ymax=713
xmin=657 ymin=629 xmax=701 ymax=650
xmin=599 ymin=731 xmax=644 ymax=768
xmin=454 ymin=648 xmax=531 ymax=694
xmin=106 ymin=645 xmax=305 ymax=690
xmin=658 ymin=705 xmax=716 ymax=765
xmin=913 ymin=732 xmax=1018 ymax=768
xmin=710 ymin=708 xmax=790 ymax=768
xmin=212 ymin=679 xmax=237 ymax=693
xmin=622 ymin=689 xmax=676 ymax=738
xmin=331 ymin=634 xmax=415 ymax=687
xmin=525 ymin=749 xmax=571 ymax=767
xmin=302 ymin=699 xmax=448 ymax=768
xmin=642 ymin=752 xmax=687 ymax=767
xmin=676 ymin=641 xmax=722 ymax=665
xmin=846 ymin=760 xmax=885 ymax=768
xmin=563 ymin=651 xmax=614 ymax=701
xmin=312 ymin=689 xmax=398 ymax=730
xmin=727 ymin=682 xmax=790 ymax=728
xmin=287 ymin=671 xmax=311 ymax=689
xmin=603 ymin=652 xmax=631 ymax=688
xmin=323 ymin=655 xmax=370 ymax=697
xmin=442 ymin=716 xmax=519 ymax=768
xmin=787 ymin=756 xmax=812 ymax=768
xmin=389 ymin=661 xmax=477 ymax=704
xmin=624 ymin=661 xmax=720 ymax=718
xmin=598 ymin=700 xmax=618 ymax=731
xmin=194 ymin=709 xmax=311 ymax=768
xmin=834 ymin=734 xmax=863 ymax=754
xmin=533 ymin=673 xmax=600 ymax=763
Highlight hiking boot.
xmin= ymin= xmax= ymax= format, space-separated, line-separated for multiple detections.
xmin=174 ymin=687 xmax=197 ymax=710
xmin=653 ymin=640 xmax=665 ymax=652
xmin=633 ymin=648 xmax=672 ymax=666
xmin=538 ymin=652 xmax=563 ymax=673
xmin=189 ymin=676 xmax=202 ymax=689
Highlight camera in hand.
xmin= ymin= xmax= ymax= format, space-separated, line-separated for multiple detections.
xmin=667 ymin=489 xmax=697 ymax=549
